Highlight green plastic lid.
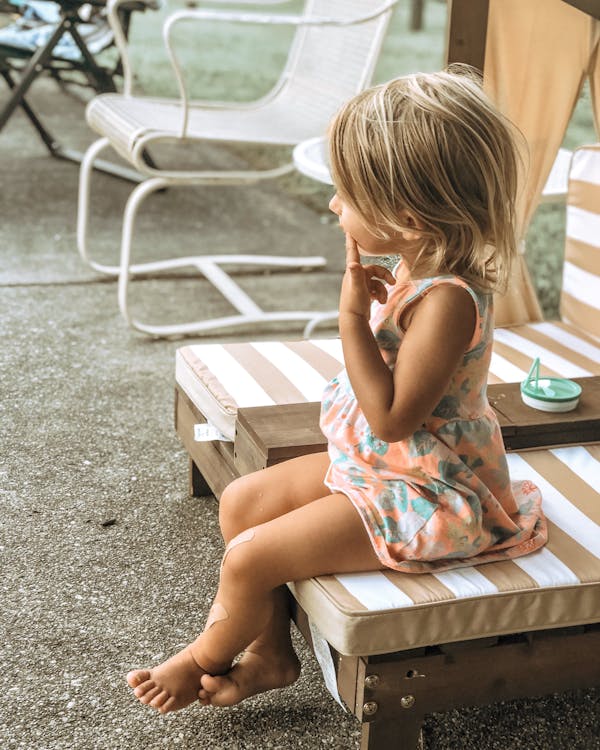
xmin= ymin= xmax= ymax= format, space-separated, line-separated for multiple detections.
xmin=520 ymin=358 xmax=581 ymax=412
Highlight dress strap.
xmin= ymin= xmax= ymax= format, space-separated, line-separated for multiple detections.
xmin=395 ymin=274 xmax=486 ymax=353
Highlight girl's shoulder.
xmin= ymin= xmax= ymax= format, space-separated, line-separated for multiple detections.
xmin=404 ymin=270 xmax=491 ymax=313
xmin=386 ymin=267 xmax=492 ymax=353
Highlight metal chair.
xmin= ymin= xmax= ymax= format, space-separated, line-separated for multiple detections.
xmin=77 ymin=0 xmax=399 ymax=337
xmin=0 ymin=0 xmax=157 ymax=176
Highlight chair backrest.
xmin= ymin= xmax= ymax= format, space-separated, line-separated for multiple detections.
xmin=560 ymin=145 xmax=600 ymax=341
xmin=274 ymin=1 xmax=396 ymax=132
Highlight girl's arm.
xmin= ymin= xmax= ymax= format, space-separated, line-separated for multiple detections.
xmin=339 ymin=237 xmax=476 ymax=443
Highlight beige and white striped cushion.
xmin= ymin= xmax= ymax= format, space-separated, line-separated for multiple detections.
xmin=560 ymin=145 xmax=600 ymax=341
xmin=176 ymin=339 xmax=345 ymax=440
xmin=176 ymin=323 xmax=600 ymax=441
xmin=291 ymin=445 xmax=600 ymax=654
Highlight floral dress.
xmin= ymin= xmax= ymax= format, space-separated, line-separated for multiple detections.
xmin=320 ymin=261 xmax=547 ymax=573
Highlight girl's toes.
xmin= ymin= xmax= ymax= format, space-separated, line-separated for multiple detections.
xmin=149 ymin=690 xmax=169 ymax=709
xmin=158 ymin=696 xmax=176 ymax=714
xmin=198 ymin=687 xmax=214 ymax=706
xmin=133 ymin=679 xmax=156 ymax=699
xmin=200 ymin=674 xmax=221 ymax=692
xmin=127 ymin=669 xmax=151 ymax=688
xmin=139 ymin=686 xmax=161 ymax=705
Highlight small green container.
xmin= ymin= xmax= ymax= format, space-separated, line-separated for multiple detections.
xmin=520 ymin=358 xmax=582 ymax=413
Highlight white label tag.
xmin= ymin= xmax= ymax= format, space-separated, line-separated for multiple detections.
xmin=309 ymin=620 xmax=346 ymax=710
xmin=194 ymin=423 xmax=232 ymax=442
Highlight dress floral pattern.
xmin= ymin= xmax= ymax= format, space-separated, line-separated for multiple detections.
xmin=320 ymin=260 xmax=547 ymax=573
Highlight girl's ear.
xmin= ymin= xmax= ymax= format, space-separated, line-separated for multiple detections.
xmin=399 ymin=210 xmax=425 ymax=241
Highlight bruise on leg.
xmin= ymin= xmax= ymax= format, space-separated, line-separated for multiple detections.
xmin=205 ymin=528 xmax=256 ymax=632
xmin=220 ymin=527 xmax=256 ymax=573
xmin=204 ymin=601 xmax=229 ymax=631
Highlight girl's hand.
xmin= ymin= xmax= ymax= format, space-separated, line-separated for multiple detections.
xmin=339 ymin=234 xmax=396 ymax=319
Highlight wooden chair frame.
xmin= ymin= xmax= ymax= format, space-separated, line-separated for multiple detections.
xmin=174 ymin=384 xmax=600 ymax=750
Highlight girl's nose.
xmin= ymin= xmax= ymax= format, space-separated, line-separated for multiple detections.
xmin=329 ymin=193 xmax=341 ymax=215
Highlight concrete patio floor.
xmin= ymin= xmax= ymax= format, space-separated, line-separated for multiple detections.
xmin=1 ymin=79 xmax=599 ymax=750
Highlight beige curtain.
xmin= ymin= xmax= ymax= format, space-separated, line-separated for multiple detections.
xmin=483 ymin=0 xmax=600 ymax=325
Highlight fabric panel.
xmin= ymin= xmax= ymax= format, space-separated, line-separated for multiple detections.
xmin=561 ymin=147 xmax=600 ymax=339
xmin=483 ymin=0 xmax=596 ymax=326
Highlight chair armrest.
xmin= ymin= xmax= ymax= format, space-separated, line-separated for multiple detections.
xmin=163 ymin=0 xmax=398 ymax=137
xmin=106 ymin=0 xmax=161 ymax=96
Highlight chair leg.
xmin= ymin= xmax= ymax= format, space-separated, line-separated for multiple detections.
xmin=77 ymin=137 xmax=149 ymax=275
xmin=189 ymin=458 xmax=211 ymax=497
xmin=115 ymin=181 xmax=331 ymax=337
xmin=360 ymin=719 xmax=424 ymax=750
xmin=1 ymin=68 xmax=60 ymax=155
xmin=78 ymin=140 xmax=335 ymax=337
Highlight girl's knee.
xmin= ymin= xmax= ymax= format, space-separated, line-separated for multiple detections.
xmin=219 ymin=524 xmax=279 ymax=590
xmin=219 ymin=473 xmax=262 ymax=537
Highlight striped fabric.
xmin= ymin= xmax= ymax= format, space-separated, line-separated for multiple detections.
xmin=288 ymin=445 xmax=600 ymax=654
xmin=175 ymin=339 xmax=345 ymax=440
xmin=176 ymin=322 xmax=600 ymax=441
xmin=561 ymin=145 xmax=600 ymax=341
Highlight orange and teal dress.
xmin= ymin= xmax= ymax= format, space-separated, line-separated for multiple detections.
xmin=320 ymin=260 xmax=547 ymax=573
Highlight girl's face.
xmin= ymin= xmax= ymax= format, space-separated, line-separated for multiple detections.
xmin=328 ymin=193 xmax=421 ymax=259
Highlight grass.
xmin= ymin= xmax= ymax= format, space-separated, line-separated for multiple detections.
xmin=125 ymin=0 xmax=596 ymax=318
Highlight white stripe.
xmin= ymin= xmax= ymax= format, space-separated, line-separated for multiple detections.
xmin=335 ymin=571 xmax=414 ymax=610
xmin=493 ymin=328 xmax=592 ymax=377
xmin=251 ymin=341 xmax=328 ymax=400
xmin=569 ymin=147 xmax=600 ymax=186
xmin=488 ymin=351 xmax=527 ymax=383
xmin=541 ymin=147 xmax=571 ymax=198
xmin=562 ymin=261 xmax=600 ymax=311
xmin=512 ymin=546 xmax=579 ymax=587
xmin=566 ymin=205 xmax=600 ymax=249
xmin=506 ymin=452 xmax=600 ymax=559
xmin=311 ymin=338 xmax=345 ymax=364
xmin=550 ymin=446 xmax=600 ymax=490
xmin=188 ymin=345 xmax=274 ymax=408
xmin=531 ymin=321 xmax=600 ymax=364
xmin=434 ymin=567 xmax=498 ymax=598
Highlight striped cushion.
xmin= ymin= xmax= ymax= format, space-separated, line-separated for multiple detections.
xmin=290 ymin=446 xmax=600 ymax=654
xmin=560 ymin=145 xmax=600 ymax=341
xmin=175 ymin=322 xmax=600 ymax=441
xmin=175 ymin=339 xmax=345 ymax=440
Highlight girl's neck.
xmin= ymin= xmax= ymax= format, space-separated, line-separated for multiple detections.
xmin=399 ymin=251 xmax=450 ymax=281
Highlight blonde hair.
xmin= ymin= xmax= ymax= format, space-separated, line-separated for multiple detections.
xmin=328 ymin=68 xmax=521 ymax=293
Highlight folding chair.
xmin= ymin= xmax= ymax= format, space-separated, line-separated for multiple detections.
xmin=0 ymin=0 xmax=156 ymax=177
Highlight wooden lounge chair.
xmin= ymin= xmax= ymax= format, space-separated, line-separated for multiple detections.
xmin=173 ymin=145 xmax=600 ymax=748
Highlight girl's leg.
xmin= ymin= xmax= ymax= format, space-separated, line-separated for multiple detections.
xmin=200 ymin=452 xmax=334 ymax=705
xmin=127 ymin=488 xmax=381 ymax=713
xmin=127 ymin=452 xmax=332 ymax=712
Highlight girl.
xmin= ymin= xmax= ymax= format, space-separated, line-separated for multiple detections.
xmin=127 ymin=69 xmax=547 ymax=713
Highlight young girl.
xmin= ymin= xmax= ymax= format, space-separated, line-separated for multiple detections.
xmin=127 ymin=69 xmax=547 ymax=713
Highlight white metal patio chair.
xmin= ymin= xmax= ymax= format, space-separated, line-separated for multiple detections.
xmin=77 ymin=0 xmax=399 ymax=337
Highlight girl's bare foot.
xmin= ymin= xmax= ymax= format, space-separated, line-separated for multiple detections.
xmin=198 ymin=646 xmax=301 ymax=707
xmin=127 ymin=644 xmax=211 ymax=714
